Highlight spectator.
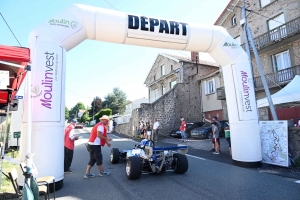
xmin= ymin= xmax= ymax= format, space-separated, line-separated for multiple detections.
xmin=204 ymin=116 xmax=221 ymax=152
xmin=64 ymin=119 xmax=79 ymax=173
xmin=84 ymin=115 xmax=112 ymax=178
xmin=140 ymin=121 xmax=146 ymax=139
xmin=212 ymin=122 xmax=220 ymax=154
xmin=146 ymin=122 xmax=152 ymax=140
xmin=112 ymin=119 xmax=117 ymax=133
xmin=180 ymin=118 xmax=187 ymax=143
xmin=224 ymin=123 xmax=231 ymax=156
xmin=152 ymin=119 xmax=160 ymax=142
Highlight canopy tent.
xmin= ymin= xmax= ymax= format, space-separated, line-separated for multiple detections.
xmin=0 ymin=45 xmax=30 ymax=106
xmin=257 ymin=75 xmax=300 ymax=108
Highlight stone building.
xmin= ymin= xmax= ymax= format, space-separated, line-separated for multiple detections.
xmin=214 ymin=0 xmax=300 ymax=121
xmin=116 ymin=52 xmax=220 ymax=136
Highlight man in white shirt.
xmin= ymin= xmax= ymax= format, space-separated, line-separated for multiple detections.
xmin=152 ymin=119 xmax=160 ymax=142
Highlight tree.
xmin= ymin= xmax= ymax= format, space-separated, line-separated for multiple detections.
xmin=69 ymin=102 xmax=86 ymax=119
xmin=89 ymin=96 xmax=102 ymax=117
xmin=65 ymin=107 xmax=69 ymax=120
xmin=94 ymin=108 xmax=112 ymax=123
xmin=102 ymin=88 xmax=127 ymax=115
xmin=80 ymin=111 xmax=89 ymax=123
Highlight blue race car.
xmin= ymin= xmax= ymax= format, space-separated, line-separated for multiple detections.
xmin=110 ymin=139 xmax=189 ymax=180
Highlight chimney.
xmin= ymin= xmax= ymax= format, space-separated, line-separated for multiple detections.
xmin=191 ymin=52 xmax=199 ymax=63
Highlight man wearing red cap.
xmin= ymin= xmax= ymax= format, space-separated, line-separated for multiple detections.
xmin=64 ymin=119 xmax=79 ymax=173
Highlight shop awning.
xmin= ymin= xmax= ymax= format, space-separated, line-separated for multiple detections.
xmin=257 ymin=75 xmax=300 ymax=108
xmin=0 ymin=44 xmax=30 ymax=106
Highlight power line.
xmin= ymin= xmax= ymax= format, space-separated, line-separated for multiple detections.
xmin=0 ymin=13 xmax=22 ymax=47
xmin=103 ymin=0 xmax=119 ymax=11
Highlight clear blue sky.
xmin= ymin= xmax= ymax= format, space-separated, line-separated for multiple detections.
xmin=0 ymin=0 xmax=230 ymax=109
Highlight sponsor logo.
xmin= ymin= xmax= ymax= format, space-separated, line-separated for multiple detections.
xmin=223 ymin=42 xmax=240 ymax=49
xmin=240 ymin=71 xmax=252 ymax=112
xmin=31 ymin=85 xmax=42 ymax=98
xmin=40 ymin=52 xmax=55 ymax=109
xmin=128 ymin=15 xmax=188 ymax=36
xmin=48 ymin=19 xmax=78 ymax=29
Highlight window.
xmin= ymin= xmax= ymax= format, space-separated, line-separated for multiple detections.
xmin=171 ymin=65 xmax=173 ymax=71
xmin=234 ymin=36 xmax=241 ymax=45
xmin=204 ymin=78 xmax=216 ymax=95
xmin=153 ymin=75 xmax=156 ymax=81
xmin=151 ymin=88 xmax=158 ymax=102
xmin=162 ymin=86 xmax=166 ymax=95
xmin=231 ymin=15 xmax=237 ymax=26
xmin=260 ymin=0 xmax=271 ymax=7
xmin=170 ymin=80 xmax=176 ymax=89
xmin=268 ymin=13 xmax=286 ymax=40
xmin=161 ymin=65 xmax=165 ymax=76
xmin=272 ymin=50 xmax=291 ymax=71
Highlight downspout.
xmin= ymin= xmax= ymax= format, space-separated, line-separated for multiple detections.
xmin=199 ymin=80 xmax=204 ymax=122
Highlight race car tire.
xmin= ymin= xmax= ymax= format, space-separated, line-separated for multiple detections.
xmin=126 ymin=156 xmax=142 ymax=180
xmin=172 ymin=153 xmax=188 ymax=174
xmin=111 ymin=148 xmax=120 ymax=164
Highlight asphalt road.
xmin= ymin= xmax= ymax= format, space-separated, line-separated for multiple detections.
xmin=51 ymin=132 xmax=300 ymax=200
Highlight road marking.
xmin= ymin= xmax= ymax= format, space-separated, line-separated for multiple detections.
xmin=295 ymin=180 xmax=300 ymax=184
xmin=111 ymin=138 xmax=133 ymax=141
xmin=186 ymin=154 xmax=206 ymax=160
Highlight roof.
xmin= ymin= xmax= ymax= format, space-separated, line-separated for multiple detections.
xmin=0 ymin=44 xmax=30 ymax=106
xmin=214 ymin=0 xmax=239 ymax=26
xmin=199 ymin=69 xmax=220 ymax=80
xmin=160 ymin=53 xmax=219 ymax=67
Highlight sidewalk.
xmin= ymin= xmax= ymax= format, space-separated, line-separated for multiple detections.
xmin=116 ymin=132 xmax=300 ymax=180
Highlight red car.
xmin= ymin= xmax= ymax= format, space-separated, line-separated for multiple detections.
xmin=75 ymin=123 xmax=83 ymax=129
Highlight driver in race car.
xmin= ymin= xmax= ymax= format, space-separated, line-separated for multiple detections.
xmin=84 ymin=115 xmax=112 ymax=178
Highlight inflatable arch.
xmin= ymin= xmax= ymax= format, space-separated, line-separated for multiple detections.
xmin=20 ymin=4 xmax=261 ymax=189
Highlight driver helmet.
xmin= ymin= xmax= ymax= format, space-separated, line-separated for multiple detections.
xmin=140 ymin=139 xmax=150 ymax=147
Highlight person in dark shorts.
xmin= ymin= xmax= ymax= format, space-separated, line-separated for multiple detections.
xmin=84 ymin=115 xmax=112 ymax=178
xmin=211 ymin=122 xmax=220 ymax=154
xmin=224 ymin=123 xmax=231 ymax=156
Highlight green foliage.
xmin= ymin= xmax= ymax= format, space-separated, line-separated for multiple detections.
xmin=94 ymin=108 xmax=112 ymax=123
xmin=295 ymin=157 xmax=300 ymax=168
xmin=69 ymin=102 xmax=86 ymax=119
xmin=89 ymin=97 xmax=102 ymax=117
xmin=65 ymin=107 xmax=69 ymax=120
xmin=102 ymin=88 xmax=127 ymax=115
xmin=80 ymin=111 xmax=89 ymax=123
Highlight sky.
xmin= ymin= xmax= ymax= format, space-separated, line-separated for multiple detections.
xmin=0 ymin=0 xmax=230 ymax=109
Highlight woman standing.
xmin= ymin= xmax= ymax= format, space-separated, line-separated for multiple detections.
xmin=146 ymin=122 xmax=152 ymax=140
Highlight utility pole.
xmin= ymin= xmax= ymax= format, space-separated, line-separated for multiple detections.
xmin=241 ymin=1 xmax=278 ymax=120
xmin=92 ymin=97 xmax=95 ymax=122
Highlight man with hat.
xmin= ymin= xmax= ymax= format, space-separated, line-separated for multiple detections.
xmin=204 ymin=116 xmax=221 ymax=153
xmin=64 ymin=119 xmax=79 ymax=173
xmin=84 ymin=115 xmax=112 ymax=178
xmin=180 ymin=118 xmax=187 ymax=143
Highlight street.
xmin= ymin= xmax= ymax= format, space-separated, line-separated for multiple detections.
xmin=54 ymin=132 xmax=300 ymax=200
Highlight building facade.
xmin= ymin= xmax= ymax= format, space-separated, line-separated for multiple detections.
xmin=116 ymin=52 xmax=220 ymax=136
xmin=215 ymin=0 xmax=300 ymax=121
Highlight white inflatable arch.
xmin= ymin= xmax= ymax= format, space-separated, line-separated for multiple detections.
xmin=20 ymin=4 xmax=261 ymax=189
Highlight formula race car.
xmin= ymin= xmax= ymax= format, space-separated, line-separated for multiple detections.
xmin=110 ymin=139 xmax=189 ymax=180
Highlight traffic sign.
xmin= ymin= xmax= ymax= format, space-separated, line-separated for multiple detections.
xmin=13 ymin=132 xmax=21 ymax=138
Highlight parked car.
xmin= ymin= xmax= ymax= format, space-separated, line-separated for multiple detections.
xmin=75 ymin=123 xmax=84 ymax=129
xmin=169 ymin=122 xmax=205 ymax=138
xmin=190 ymin=120 xmax=228 ymax=139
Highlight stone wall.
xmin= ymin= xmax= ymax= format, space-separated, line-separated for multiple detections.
xmin=288 ymin=127 xmax=300 ymax=160
xmin=116 ymin=81 xmax=203 ymax=137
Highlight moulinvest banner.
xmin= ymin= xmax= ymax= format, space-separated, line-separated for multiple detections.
xmin=23 ymin=42 xmax=63 ymax=122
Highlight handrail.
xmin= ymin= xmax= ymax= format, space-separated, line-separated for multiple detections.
xmin=254 ymin=65 xmax=300 ymax=90
xmin=241 ymin=16 xmax=300 ymax=51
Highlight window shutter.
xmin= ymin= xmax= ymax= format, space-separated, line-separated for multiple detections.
xmin=204 ymin=81 xmax=208 ymax=95
xmin=212 ymin=78 xmax=216 ymax=93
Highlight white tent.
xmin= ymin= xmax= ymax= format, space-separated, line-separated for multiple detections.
xmin=257 ymin=75 xmax=300 ymax=108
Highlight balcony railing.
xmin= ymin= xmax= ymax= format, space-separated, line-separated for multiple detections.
xmin=241 ymin=16 xmax=300 ymax=51
xmin=216 ymin=87 xmax=226 ymax=100
xmin=254 ymin=65 xmax=300 ymax=90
